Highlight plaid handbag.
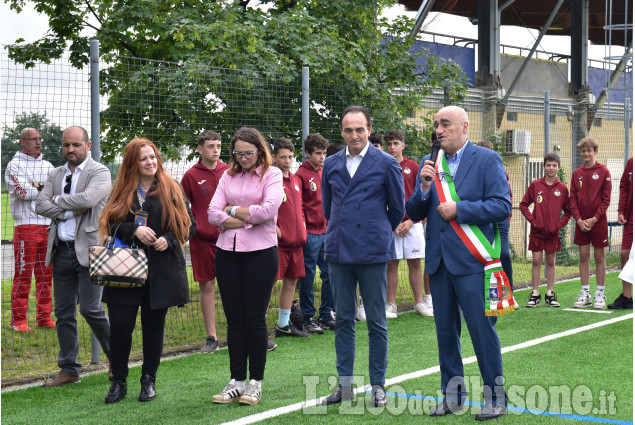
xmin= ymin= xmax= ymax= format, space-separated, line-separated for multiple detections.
xmin=89 ymin=224 xmax=148 ymax=289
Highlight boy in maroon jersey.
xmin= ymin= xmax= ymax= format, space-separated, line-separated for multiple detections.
xmin=295 ymin=133 xmax=333 ymax=334
xmin=609 ymin=157 xmax=633 ymax=309
xmin=384 ymin=130 xmax=432 ymax=317
xmin=519 ymin=153 xmax=571 ymax=307
xmin=569 ymin=137 xmax=612 ymax=309
xmin=181 ymin=130 xmax=229 ymax=353
xmin=272 ymin=138 xmax=308 ymax=337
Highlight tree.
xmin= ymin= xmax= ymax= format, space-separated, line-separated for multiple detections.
xmin=6 ymin=0 xmax=468 ymax=162
xmin=1 ymin=112 xmax=65 ymax=175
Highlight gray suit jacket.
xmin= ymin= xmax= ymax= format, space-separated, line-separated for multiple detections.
xmin=35 ymin=157 xmax=112 ymax=267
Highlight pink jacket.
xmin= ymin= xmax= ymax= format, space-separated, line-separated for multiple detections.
xmin=208 ymin=165 xmax=283 ymax=252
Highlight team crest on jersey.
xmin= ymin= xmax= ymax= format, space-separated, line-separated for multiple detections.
xmin=404 ymin=168 xmax=411 ymax=174
xmin=310 ymin=181 xmax=317 ymax=191
xmin=282 ymin=192 xmax=287 ymax=202
xmin=592 ymin=172 xmax=599 ymax=180
xmin=294 ymin=183 xmax=300 ymax=191
xmin=537 ymin=194 xmax=543 ymax=203
xmin=578 ymin=178 xmax=583 ymax=189
xmin=554 ymin=189 xmax=561 ymax=197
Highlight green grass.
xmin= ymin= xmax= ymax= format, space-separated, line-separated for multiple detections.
xmin=1 ymin=273 xmax=632 ymax=424
xmin=1 ymin=192 xmax=15 ymax=240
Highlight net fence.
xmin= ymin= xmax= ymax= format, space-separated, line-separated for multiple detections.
xmin=1 ymin=46 xmax=632 ymax=385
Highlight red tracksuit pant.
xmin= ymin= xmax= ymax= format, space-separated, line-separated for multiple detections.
xmin=12 ymin=225 xmax=53 ymax=326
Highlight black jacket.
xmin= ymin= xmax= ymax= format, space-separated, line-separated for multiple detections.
xmin=102 ymin=186 xmax=196 ymax=309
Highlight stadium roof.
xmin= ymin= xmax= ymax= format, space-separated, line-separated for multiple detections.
xmin=399 ymin=0 xmax=632 ymax=47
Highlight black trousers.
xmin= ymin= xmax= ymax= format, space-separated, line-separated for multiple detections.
xmin=107 ymin=299 xmax=168 ymax=380
xmin=216 ymin=247 xmax=278 ymax=381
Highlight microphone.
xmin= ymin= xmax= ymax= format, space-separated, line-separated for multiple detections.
xmin=425 ymin=131 xmax=441 ymax=182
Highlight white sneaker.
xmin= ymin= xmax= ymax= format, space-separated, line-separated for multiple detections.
xmin=356 ymin=303 xmax=366 ymax=322
xmin=594 ymin=291 xmax=607 ymax=309
xmin=239 ymin=379 xmax=262 ymax=405
xmin=385 ymin=302 xmax=398 ymax=319
xmin=212 ymin=379 xmax=244 ymax=403
xmin=573 ymin=290 xmax=592 ymax=308
xmin=415 ymin=296 xmax=434 ymax=317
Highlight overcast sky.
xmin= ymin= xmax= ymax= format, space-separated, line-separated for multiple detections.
xmin=0 ymin=2 xmax=624 ymax=63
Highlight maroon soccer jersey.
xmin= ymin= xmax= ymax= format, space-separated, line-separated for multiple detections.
xmin=519 ymin=177 xmax=571 ymax=239
xmin=618 ymin=158 xmax=633 ymax=225
xmin=295 ymin=161 xmax=327 ymax=234
xmin=569 ymin=162 xmax=612 ymax=221
xmin=181 ymin=160 xmax=229 ymax=243
xmin=400 ymin=156 xmax=420 ymax=222
xmin=277 ymin=173 xmax=307 ymax=250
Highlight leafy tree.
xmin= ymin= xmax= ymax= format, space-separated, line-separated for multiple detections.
xmin=5 ymin=0 xmax=468 ymax=162
xmin=1 ymin=112 xmax=65 ymax=175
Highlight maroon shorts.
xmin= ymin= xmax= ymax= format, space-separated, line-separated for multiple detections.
xmin=189 ymin=238 xmax=217 ymax=282
xmin=623 ymin=221 xmax=633 ymax=251
xmin=528 ymin=234 xmax=561 ymax=253
xmin=276 ymin=246 xmax=305 ymax=280
xmin=574 ymin=217 xmax=609 ymax=247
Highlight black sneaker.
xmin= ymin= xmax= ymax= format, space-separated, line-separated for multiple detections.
xmin=526 ymin=293 xmax=540 ymax=307
xmin=544 ymin=292 xmax=560 ymax=307
xmin=200 ymin=335 xmax=219 ymax=353
xmin=318 ymin=315 xmax=335 ymax=331
xmin=290 ymin=300 xmax=304 ymax=331
xmin=275 ymin=323 xmax=308 ymax=337
xmin=304 ymin=318 xmax=324 ymax=334
xmin=608 ymin=293 xmax=633 ymax=309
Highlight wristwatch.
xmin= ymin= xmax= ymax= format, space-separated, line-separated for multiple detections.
xmin=52 ymin=195 xmax=59 ymax=204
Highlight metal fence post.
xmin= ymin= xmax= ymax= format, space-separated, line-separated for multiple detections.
xmin=544 ymin=90 xmax=550 ymax=155
xmin=89 ymin=39 xmax=101 ymax=364
xmin=90 ymin=40 xmax=101 ymax=162
xmin=626 ymin=98 xmax=631 ymax=166
xmin=302 ymin=66 xmax=309 ymax=162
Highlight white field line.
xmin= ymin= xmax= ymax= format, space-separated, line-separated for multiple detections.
xmin=561 ymin=308 xmax=614 ymax=314
xmin=220 ymin=313 xmax=633 ymax=425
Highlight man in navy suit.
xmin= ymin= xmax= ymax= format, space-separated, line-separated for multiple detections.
xmin=321 ymin=106 xmax=405 ymax=408
xmin=406 ymin=106 xmax=511 ymax=421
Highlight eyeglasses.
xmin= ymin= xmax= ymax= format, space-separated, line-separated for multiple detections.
xmin=233 ymin=149 xmax=257 ymax=159
xmin=22 ymin=137 xmax=43 ymax=141
xmin=436 ymin=171 xmax=454 ymax=183
xmin=64 ymin=175 xmax=72 ymax=194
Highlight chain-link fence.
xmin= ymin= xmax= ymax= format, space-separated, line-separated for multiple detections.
xmin=1 ymin=46 xmax=632 ymax=386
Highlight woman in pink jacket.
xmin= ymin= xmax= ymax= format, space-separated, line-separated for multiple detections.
xmin=208 ymin=127 xmax=283 ymax=406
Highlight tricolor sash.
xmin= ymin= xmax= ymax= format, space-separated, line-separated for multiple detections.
xmin=433 ymin=150 xmax=515 ymax=316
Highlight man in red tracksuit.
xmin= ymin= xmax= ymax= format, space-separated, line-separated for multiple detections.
xmin=295 ymin=133 xmax=334 ymax=334
xmin=4 ymin=128 xmax=56 ymax=332
xmin=181 ymin=130 xmax=229 ymax=353
xmin=272 ymin=138 xmax=308 ymax=338
xmin=609 ymin=157 xmax=633 ymax=309
xmin=569 ymin=137 xmax=612 ymax=309
xmin=519 ymin=153 xmax=571 ymax=308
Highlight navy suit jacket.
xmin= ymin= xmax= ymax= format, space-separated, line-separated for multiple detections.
xmin=322 ymin=144 xmax=405 ymax=264
xmin=406 ymin=140 xmax=511 ymax=275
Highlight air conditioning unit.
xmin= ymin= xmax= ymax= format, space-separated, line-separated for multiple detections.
xmin=505 ymin=130 xmax=531 ymax=155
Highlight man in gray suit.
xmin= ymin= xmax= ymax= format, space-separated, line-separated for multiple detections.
xmin=36 ymin=126 xmax=112 ymax=387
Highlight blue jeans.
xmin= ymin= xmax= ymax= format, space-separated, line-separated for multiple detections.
xmin=498 ymin=220 xmax=513 ymax=290
xmin=298 ymin=233 xmax=333 ymax=321
xmin=329 ymin=262 xmax=388 ymax=387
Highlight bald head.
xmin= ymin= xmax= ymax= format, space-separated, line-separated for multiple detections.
xmin=434 ymin=106 xmax=469 ymax=156
xmin=19 ymin=127 xmax=42 ymax=158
